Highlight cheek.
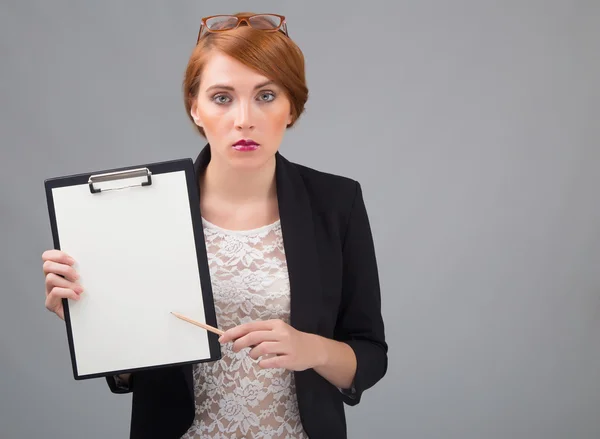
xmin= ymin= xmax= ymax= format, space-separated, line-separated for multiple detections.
xmin=263 ymin=104 xmax=291 ymax=132
xmin=197 ymin=106 xmax=227 ymax=133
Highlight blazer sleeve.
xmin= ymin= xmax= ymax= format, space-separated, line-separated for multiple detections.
xmin=105 ymin=374 xmax=134 ymax=394
xmin=335 ymin=181 xmax=388 ymax=405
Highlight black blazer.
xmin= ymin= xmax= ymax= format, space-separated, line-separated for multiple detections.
xmin=106 ymin=145 xmax=388 ymax=439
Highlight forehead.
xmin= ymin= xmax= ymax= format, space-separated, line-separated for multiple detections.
xmin=200 ymin=51 xmax=271 ymax=89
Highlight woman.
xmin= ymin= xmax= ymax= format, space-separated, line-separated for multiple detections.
xmin=41 ymin=12 xmax=387 ymax=439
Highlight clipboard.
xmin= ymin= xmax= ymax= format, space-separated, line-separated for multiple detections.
xmin=44 ymin=158 xmax=221 ymax=380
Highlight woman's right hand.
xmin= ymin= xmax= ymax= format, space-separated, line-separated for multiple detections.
xmin=42 ymin=249 xmax=84 ymax=320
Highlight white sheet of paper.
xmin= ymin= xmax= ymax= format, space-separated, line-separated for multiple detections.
xmin=51 ymin=170 xmax=211 ymax=376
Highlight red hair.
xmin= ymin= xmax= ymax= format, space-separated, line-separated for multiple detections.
xmin=182 ymin=12 xmax=309 ymax=137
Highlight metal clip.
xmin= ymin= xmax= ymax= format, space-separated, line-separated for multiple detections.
xmin=88 ymin=167 xmax=152 ymax=193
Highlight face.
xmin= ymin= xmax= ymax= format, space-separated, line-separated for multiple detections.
xmin=190 ymin=50 xmax=293 ymax=170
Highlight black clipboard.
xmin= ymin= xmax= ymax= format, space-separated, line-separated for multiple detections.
xmin=44 ymin=158 xmax=221 ymax=380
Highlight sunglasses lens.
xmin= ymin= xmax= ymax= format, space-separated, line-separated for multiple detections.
xmin=248 ymin=14 xmax=282 ymax=30
xmin=205 ymin=16 xmax=239 ymax=31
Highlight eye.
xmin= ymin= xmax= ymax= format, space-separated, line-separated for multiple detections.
xmin=258 ymin=91 xmax=276 ymax=102
xmin=212 ymin=94 xmax=231 ymax=105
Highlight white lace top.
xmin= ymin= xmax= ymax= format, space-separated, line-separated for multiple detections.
xmin=182 ymin=218 xmax=309 ymax=439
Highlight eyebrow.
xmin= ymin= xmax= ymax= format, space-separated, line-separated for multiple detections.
xmin=205 ymin=80 xmax=276 ymax=93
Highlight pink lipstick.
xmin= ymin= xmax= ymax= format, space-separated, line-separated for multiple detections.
xmin=232 ymin=139 xmax=259 ymax=152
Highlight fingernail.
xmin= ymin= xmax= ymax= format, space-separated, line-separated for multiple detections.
xmin=218 ymin=336 xmax=223 ymax=343
xmin=75 ymin=285 xmax=84 ymax=293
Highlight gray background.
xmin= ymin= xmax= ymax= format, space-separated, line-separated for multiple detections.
xmin=1 ymin=1 xmax=599 ymax=438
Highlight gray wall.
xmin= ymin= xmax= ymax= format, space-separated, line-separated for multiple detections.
xmin=1 ymin=1 xmax=599 ymax=438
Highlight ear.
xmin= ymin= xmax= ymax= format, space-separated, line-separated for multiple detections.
xmin=190 ymin=101 xmax=203 ymax=127
xmin=287 ymin=110 xmax=293 ymax=126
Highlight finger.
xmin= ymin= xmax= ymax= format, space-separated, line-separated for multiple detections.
xmin=55 ymin=307 xmax=65 ymax=320
xmin=43 ymin=260 xmax=79 ymax=282
xmin=47 ymin=287 xmax=80 ymax=303
xmin=45 ymin=300 xmax=65 ymax=321
xmin=232 ymin=331 xmax=280 ymax=352
xmin=259 ymin=355 xmax=288 ymax=370
xmin=45 ymin=273 xmax=84 ymax=295
xmin=42 ymin=250 xmax=75 ymax=266
xmin=220 ymin=320 xmax=278 ymax=343
xmin=249 ymin=342 xmax=286 ymax=360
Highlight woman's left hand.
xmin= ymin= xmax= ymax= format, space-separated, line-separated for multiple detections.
xmin=218 ymin=319 xmax=325 ymax=371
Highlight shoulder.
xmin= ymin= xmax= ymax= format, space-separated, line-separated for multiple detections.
xmin=288 ymin=160 xmax=360 ymax=213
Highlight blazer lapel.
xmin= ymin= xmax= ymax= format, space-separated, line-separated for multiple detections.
xmin=274 ymin=152 xmax=322 ymax=335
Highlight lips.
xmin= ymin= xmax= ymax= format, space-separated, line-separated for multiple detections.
xmin=232 ymin=139 xmax=259 ymax=152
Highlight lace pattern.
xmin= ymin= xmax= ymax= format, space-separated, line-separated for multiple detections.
xmin=182 ymin=219 xmax=308 ymax=439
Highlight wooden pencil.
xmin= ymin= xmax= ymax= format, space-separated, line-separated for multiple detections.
xmin=170 ymin=311 xmax=224 ymax=336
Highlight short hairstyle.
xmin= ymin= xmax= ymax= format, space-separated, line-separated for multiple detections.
xmin=182 ymin=12 xmax=309 ymax=137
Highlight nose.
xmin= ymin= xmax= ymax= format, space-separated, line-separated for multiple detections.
xmin=234 ymin=99 xmax=255 ymax=131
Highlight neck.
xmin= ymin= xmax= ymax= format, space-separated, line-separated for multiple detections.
xmin=200 ymin=155 xmax=277 ymax=203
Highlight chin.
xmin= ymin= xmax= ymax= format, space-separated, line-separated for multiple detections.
xmin=224 ymin=147 xmax=276 ymax=170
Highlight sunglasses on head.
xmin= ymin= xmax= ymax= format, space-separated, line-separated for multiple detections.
xmin=197 ymin=13 xmax=288 ymax=43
